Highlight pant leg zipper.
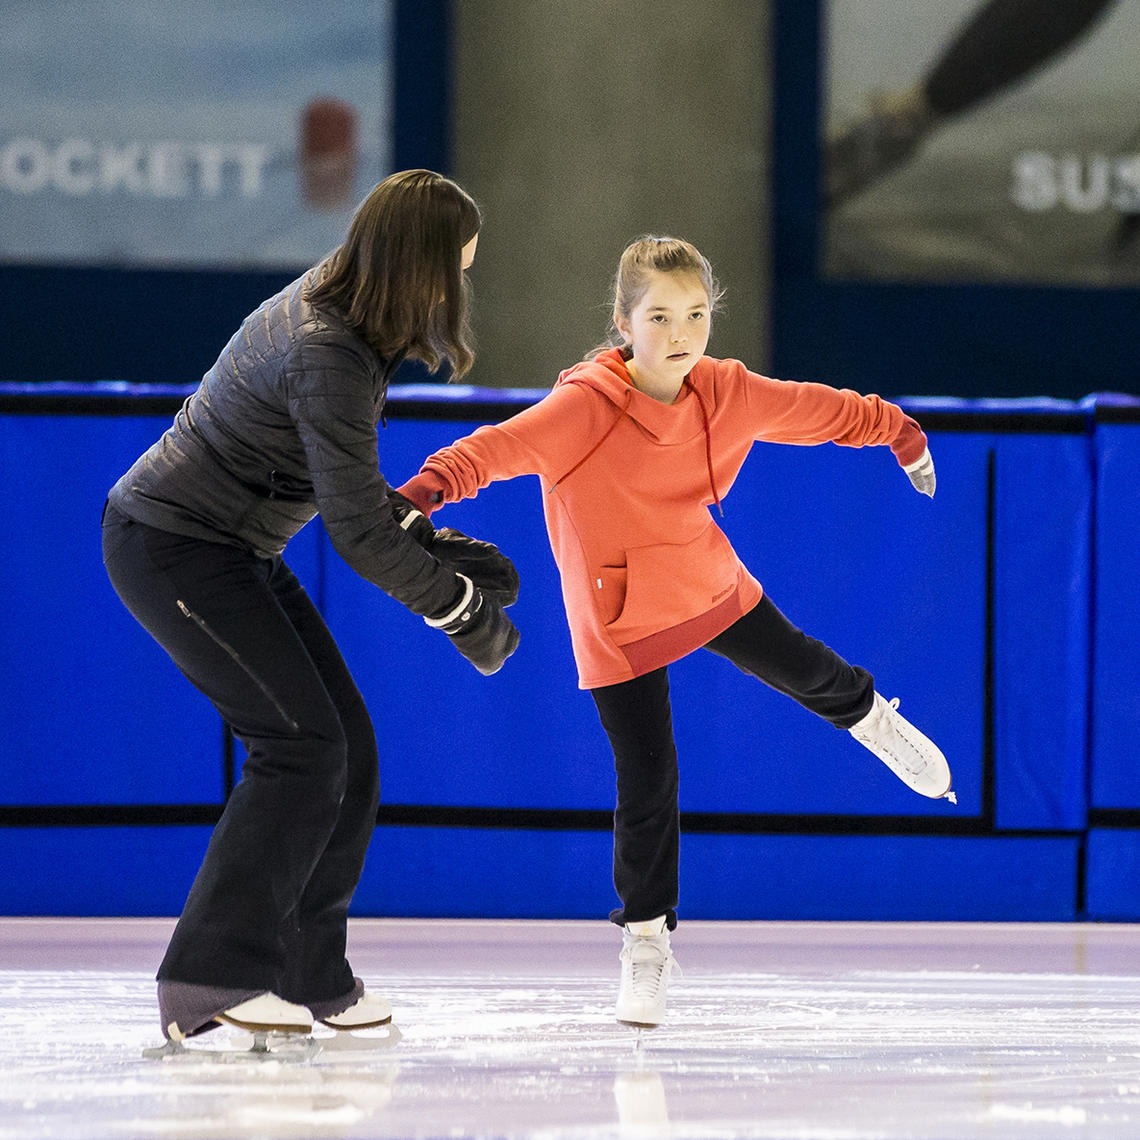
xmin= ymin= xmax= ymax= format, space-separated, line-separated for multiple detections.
xmin=177 ymin=600 xmax=300 ymax=731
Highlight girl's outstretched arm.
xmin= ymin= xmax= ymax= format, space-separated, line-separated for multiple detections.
xmin=735 ymin=363 xmax=935 ymax=495
xmin=397 ymin=382 xmax=610 ymax=514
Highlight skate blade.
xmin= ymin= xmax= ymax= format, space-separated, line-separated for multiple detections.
xmin=317 ymin=1013 xmax=393 ymax=1030
xmin=143 ymin=1031 xmax=322 ymax=1064
xmin=315 ymin=1022 xmax=403 ymax=1053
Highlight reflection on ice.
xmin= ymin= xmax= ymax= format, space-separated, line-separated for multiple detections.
xmin=3 ymin=918 xmax=1140 ymax=1139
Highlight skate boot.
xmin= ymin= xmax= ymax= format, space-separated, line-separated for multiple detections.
xmin=850 ymin=692 xmax=955 ymax=801
xmin=146 ymin=986 xmax=316 ymax=1061
xmin=616 ymin=916 xmax=677 ymax=1029
xmin=216 ymin=993 xmax=313 ymax=1035
xmin=157 ymin=980 xmax=312 ymax=1042
xmin=315 ymin=990 xmax=393 ymax=1030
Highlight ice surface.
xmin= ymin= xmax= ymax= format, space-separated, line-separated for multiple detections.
xmin=3 ymin=918 xmax=1140 ymax=1139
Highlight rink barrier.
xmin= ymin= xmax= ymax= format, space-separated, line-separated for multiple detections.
xmin=1 ymin=383 xmax=1137 ymax=920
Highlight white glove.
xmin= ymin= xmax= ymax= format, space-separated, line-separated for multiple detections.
xmin=902 ymin=448 xmax=936 ymax=498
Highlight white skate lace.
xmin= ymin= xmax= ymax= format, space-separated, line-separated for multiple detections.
xmin=622 ymin=936 xmax=678 ymax=1001
xmin=852 ymin=697 xmax=925 ymax=775
xmin=882 ymin=698 xmax=927 ymax=775
xmin=852 ymin=697 xmax=956 ymax=802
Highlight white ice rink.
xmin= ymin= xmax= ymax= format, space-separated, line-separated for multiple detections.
xmin=3 ymin=917 xmax=1140 ymax=1139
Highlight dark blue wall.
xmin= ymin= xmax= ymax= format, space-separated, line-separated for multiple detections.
xmin=2 ymin=1 xmax=1132 ymax=399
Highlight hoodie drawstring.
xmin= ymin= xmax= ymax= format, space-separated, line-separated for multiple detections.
xmin=684 ymin=378 xmax=723 ymax=517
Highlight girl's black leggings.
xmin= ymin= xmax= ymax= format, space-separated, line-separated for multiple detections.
xmin=101 ymin=503 xmax=377 ymax=1008
xmin=590 ymin=593 xmax=874 ymax=931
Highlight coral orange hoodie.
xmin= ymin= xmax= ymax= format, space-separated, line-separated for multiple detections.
xmin=399 ymin=348 xmax=927 ymax=689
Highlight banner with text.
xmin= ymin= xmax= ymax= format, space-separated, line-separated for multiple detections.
xmin=823 ymin=0 xmax=1140 ymax=285
xmin=0 ymin=1 xmax=393 ymax=269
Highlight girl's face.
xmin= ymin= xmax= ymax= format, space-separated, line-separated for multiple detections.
xmin=615 ymin=270 xmax=711 ymax=396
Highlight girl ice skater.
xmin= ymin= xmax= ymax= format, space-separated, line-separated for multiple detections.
xmin=103 ymin=170 xmax=519 ymax=1044
xmin=396 ymin=236 xmax=953 ymax=1029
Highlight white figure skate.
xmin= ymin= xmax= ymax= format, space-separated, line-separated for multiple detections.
xmin=616 ymin=916 xmax=678 ymax=1032
xmin=850 ymin=692 xmax=956 ymax=802
xmin=144 ymin=993 xmax=319 ymax=1063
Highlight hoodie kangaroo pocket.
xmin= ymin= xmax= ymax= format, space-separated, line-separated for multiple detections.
xmin=594 ymin=564 xmax=628 ymax=626
xmin=604 ymin=526 xmax=739 ymax=645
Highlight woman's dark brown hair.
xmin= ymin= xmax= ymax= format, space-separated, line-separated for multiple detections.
xmin=306 ymin=169 xmax=482 ymax=378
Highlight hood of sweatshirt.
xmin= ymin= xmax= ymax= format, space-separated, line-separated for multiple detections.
xmin=551 ymin=347 xmax=724 ymax=513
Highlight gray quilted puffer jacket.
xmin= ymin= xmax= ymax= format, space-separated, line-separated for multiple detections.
xmin=108 ymin=269 xmax=461 ymax=619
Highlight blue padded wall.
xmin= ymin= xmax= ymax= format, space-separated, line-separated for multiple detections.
xmin=679 ymin=834 xmax=1079 ymax=922
xmin=0 ymin=414 xmax=223 ymax=805
xmin=321 ymin=419 xmax=1006 ymax=822
xmin=671 ymin=433 xmax=987 ymax=819
xmin=0 ymin=826 xmax=212 ymax=917
xmin=0 ymin=826 xmax=1078 ymax=922
xmin=1090 ymin=422 xmax=1140 ymax=810
xmin=320 ymin=417 xmax=606 ymax=811
xmin=0 ymin=387 xmax=1133 ymax=921
xmin=0 ymin=410 xmax=324 ymax=806
xmin=337 ymin=831 xmax=1085 ymax=923
xmin=991 ymin=433 xmax=1090 ymax=831
xmin=1085 ymin=829 xmax=1140 ymax=921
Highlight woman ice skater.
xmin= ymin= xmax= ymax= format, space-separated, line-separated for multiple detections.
xmin=396 ymin=235 xmax=953 ymax=1029
xmin=103 ymin=170 xmax=519 ymax=1044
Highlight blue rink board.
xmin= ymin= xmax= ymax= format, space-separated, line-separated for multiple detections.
xmin=0 ymin=388 xmax=1113 ymax=921
xmin=1090 ymin=424 xmax=1140 ymax=809
xmin=991 ymin=432 xmax=1090 ymax=831
xmin=1085 ymin=830 xmax=1140 ymax=921
xmin=325 ymin=421 xmax=1089 ymax=826
xmin=0 ymin=826 xmax=1080 ymax=922
xmin=0 ymin=416 xmax=224 ymax=805
xmin=1 ymin=399 xmax=1094 ymax=826
xmin=328 ymin=423 xmax=992 ymax=819
xmin=0 ymin=414 xmax=323 ymax=805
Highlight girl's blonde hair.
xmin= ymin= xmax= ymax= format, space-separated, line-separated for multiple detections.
xmin=590 ymin=235 xmax=724 ymax=359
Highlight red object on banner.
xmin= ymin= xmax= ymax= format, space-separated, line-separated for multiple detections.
xmin=300 ymin=97 xmax=358 ymax=210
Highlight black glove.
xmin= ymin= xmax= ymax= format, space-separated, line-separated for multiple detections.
xmin=424 ymin=574 xmax=520 ymax=676
xmin=388 ymin=488 xmax=520 ymax=607
xmin=431 ymin=528 xmax=520 ymax=607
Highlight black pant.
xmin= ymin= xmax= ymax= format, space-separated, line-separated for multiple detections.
xmin=101 ymin=504 xmax=377 ymax=1007
xmin=591 ymin=593 xmax=874 ymax=931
